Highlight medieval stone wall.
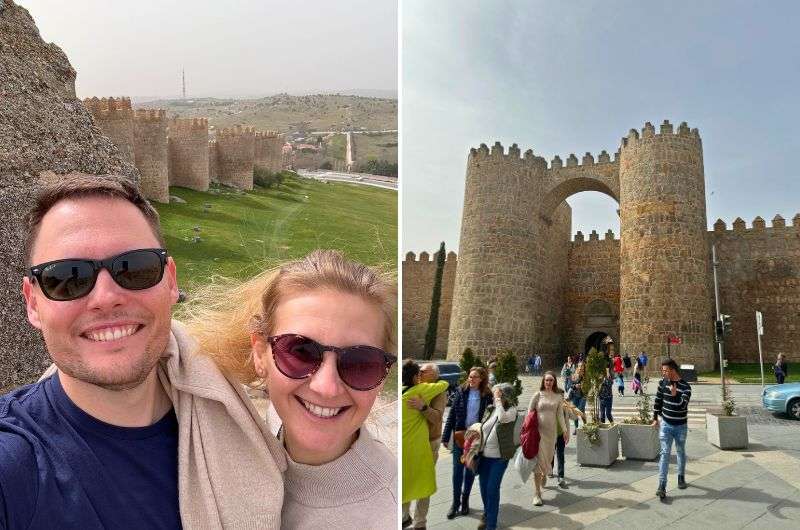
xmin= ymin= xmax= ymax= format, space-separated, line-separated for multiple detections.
xmin=84 ymin=97 xmax=136 ymax=164
xmin=254 ymin=131 xmax=284 ymax=173
xmin=401 ymin=251 xmax=457 ymax=358
xmin=208 ymin=140 xmax=219 ymax=182
xmin=216 ymin=126 xmax=255 ymax=190
xmin=447 ymin=142 xmax=573 ymax=363
xmin=563 ymin=231 xmax=621 ymax=358
xmin=168 ymin=118 xmax=209 ymax=191
xmin=711 ymin=215 xmax=800 ymax=363
xmin=618 ymin=121 xmax=715 ymax=370
xmin=133 ymin=109 xmax=169 ymax=203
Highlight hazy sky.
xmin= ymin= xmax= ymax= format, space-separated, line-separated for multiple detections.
xmin=402 ymin=0 xmax=800 ymax=253
xmin=23 ymin=0 xmax=397 ymax=98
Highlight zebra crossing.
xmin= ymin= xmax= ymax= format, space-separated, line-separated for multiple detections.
xmin=602 ymin=399 xmax=707 ymax=426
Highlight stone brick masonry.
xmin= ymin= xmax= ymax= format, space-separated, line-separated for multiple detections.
xmin=403 ymin=121 xmax=800 ymax=370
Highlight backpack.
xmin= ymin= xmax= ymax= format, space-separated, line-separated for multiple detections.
xmin=623 ymin=355 xmax=632 ymax=368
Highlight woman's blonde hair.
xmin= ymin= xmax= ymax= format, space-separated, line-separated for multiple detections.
xmin=183 ymin=249 xmax=397 ymax=385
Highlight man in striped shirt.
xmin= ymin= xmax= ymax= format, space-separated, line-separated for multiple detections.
xmin=651 ymin=358 xmax=692 ymax=499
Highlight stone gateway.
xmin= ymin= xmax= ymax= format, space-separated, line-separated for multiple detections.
xmin=404 ymin=121 xmax=800 ymax=371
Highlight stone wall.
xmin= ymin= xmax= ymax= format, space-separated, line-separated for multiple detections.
xmin=216 ymin=126 xmax=255 ymax=190
xmin=711 ymin=215 xmax=800 ymax=363
xmin=401 ymin=251 xmax=457 ymax=358
xmin=0 ymin=0 xmax=138 ymax=388
xmin=563 ymin=231 xmax=621 ymax=359
xmin=619 ymin=121 xmax=715 ymax=371
xmin=292 ymin=147 xmax=326 ymax=170
xmin=208 ymin=140 xmax=219 ymax=182
xmin=83 ymin=97 xmax=136 ymax=165
xmin=254 ymin=131 xmax=283 ymax=173
xmin=133 ymin=109 xmax=169 ymax=203
xmin=168 ymin=118 xmax=209 ymax=191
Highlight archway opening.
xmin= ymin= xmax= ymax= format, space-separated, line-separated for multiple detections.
xmin=566 ymin=191 xmax=620 ymax=241
xmin=584 ymin=331 xmax=611 ymax=355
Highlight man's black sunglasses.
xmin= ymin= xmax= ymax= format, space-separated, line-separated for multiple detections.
xmin=28 ymin=248 xmax=168 ymax=301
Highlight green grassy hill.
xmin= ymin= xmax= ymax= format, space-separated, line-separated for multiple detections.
xmin=156 ymin=175 xmax=397 ymax=294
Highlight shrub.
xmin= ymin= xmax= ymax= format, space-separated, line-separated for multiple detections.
xmin=459 ymin=348 xmax=485 ymax=383
xmin=495 ymin=350 xmax=523 ymax=397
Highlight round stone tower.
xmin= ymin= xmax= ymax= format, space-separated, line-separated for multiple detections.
xmin=133 ymin=109 xmax=169 ymax=203
xmin=216 ymin=126 xmax=255 ymax=190
xmin=84 ymin=97 xmax=135 ymax=164
xmin=618 ymin=120 xmax=715 ymax=370
xmin=447 ymin=142 xmax=551 ymax=359
xmin=168 ymin=118 xmax=209 ymax=191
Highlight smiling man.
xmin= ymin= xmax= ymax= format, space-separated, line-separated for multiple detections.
xmin=0 ymin=174 xmax=285 ymax=529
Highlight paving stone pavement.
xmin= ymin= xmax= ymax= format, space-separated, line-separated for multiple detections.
xmin=414 ymin=374 xmax=799 ymax=529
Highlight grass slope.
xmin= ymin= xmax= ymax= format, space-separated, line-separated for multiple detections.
xmin=699 ymin=362 xmax=798 ymax=384
xmin=155 ymin=175 xmax=397 ymax=294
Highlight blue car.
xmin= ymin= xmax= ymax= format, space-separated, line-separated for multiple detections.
xmin=762 ymin=382 xmax=800 ymax=420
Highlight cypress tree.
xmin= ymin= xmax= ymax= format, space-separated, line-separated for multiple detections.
xmin=423 ymin=241 xmax=446 ymax=359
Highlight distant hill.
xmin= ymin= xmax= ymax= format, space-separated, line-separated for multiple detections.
xmin=137 ymin=93 xmax=397 ymax=134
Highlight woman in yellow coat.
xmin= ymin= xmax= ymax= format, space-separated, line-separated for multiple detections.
xmin=402 ymin=360 xmax=449 ymax=505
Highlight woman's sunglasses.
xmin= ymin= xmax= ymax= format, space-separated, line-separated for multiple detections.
xmin=267 ymin=333 xmax=396 ymax=391
xmin=28 ymin=248 xmax=168 ymax=301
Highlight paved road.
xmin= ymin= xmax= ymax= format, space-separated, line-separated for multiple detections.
xmin=416 ymin=374 xmax=799 ymax=529
xmin=296 ymin=169 xmax=397 ymax=190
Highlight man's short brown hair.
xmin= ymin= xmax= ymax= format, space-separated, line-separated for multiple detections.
xmin=24 ymin=173 xmax=165 ymax=265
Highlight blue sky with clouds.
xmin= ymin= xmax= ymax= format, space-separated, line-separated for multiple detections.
xmin=402 ymin=0 xmax=800 ymax=252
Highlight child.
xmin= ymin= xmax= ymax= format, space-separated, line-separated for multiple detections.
xmin=631 ymin=371 xmax=642 ymax=395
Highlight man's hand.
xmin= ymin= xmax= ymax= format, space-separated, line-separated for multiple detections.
xmin=563 ymin=432 xmax=569 ymax=444
xmin=407 ymin=396 xmax=425 ymax=411
xmin=651 ymin=418 xmax=659 ymax=429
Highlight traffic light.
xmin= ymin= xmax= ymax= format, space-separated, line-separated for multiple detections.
xmin=715 ymin=319 xmax=724 ymax=342
xmin=721 ymin=314 xmax=733 ymax=336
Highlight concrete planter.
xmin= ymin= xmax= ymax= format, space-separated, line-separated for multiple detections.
xmin=577 ymin=424 xmax=619 ymax=466
xmin=706 ymin=413 xmax=749 ymax=449
xmin=619 ymin=423 xmax=659 ymax=461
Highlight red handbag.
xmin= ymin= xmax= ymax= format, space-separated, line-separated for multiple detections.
xmin=519 ymin=409 xmax=541 ymax=459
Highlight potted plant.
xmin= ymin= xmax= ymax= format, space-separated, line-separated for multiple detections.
xmin=706 ymin=380 xmax=748 ymax=449
xmin=619 ymin=376 xmax=659 ymax=460
xmin=576 ymin=348 xmax=619 ymax=466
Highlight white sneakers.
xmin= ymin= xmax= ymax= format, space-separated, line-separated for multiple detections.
xmin=533 ymin=495 xmax=543 ymax=506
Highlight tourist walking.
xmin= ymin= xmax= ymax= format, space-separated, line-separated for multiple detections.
xmin=533 ymin=354 xmax=543 ymax=376
xmin=631 ymin=370 xmax=643 ymax=395
xmin=402 ymin=361 xmax=450 ymax=522
xmin=402 ymin=363 xmax=448 ymax=529
xmin=569 ymin=362 xmax=587 ymax=434
xmin=638 ymin=351 xmax=649 ymax=374
xmin=774 ymin=353 xmax=789 ymax=384
xmin=613 ymin=352 xmax=625 ymax=396
xmin=623 ymin=351 xmax=633 ymax=378
xmin=477 ymin=383 xmax=518 ymax=530
xmin=560 ymin=355 xmax=575 ymax=395
xmin=598 ymin=374 xmax=614 ymax=423
xmin=442 ymin=367 xmax=492 ymax=519
xmin=652 ymin=359 xmax=692 ymax=499
xmin=528 ymin=371 xmax=567 ymax=506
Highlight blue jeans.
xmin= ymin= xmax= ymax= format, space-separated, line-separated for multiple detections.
xmin=452 ymin=445 xmax=476 ymax=503
xmin=600 ymin=397 xmax=613 ymax=423
xmin=658 ymin=421 xmax=687 ymax=484
xmin=478 ymin=457 xmax=509 ymax=530
xmin=571 ymin=396 xmax=586 ymax=430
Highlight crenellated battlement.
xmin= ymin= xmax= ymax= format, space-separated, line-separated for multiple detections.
xmin=83 ymin=96 xmax=133 ymax=117
xmin=712 ymin=214 xmax=800 ymax=233
xmin=170 ymin=117 xmax=208 ymax=132
xmin=133 ymin=109 xmax=167 ymax=122
xmin=217 ymin=125 xmax=255 ymax=138
xmin=254 ymin=130 xmax=280 ymax=138
xmin=404 ymin=250 xmax=458 ymax=263
xmin=572 ymin=229 xmax=618 ymax=243
xmin=620 ymin=119 xmax=701 ymax=149
xmin=546 ymin=148 xmax=620 ymax=171
xmin=468 ymin=141 xmax=548 ymax=170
